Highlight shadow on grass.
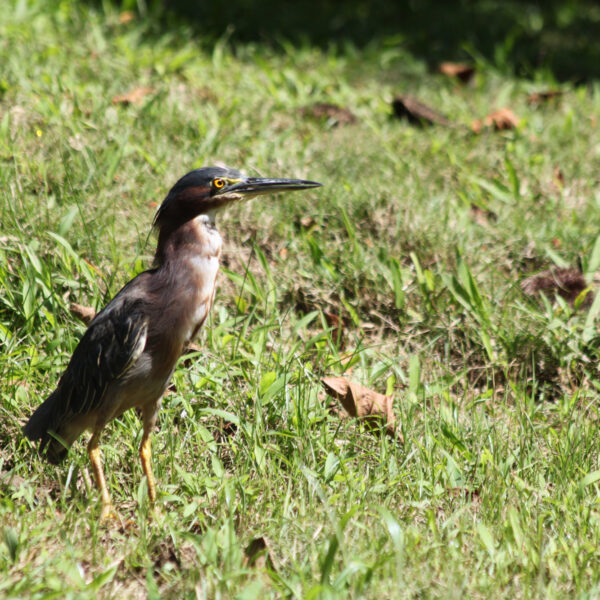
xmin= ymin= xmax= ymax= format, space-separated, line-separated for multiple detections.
xmin=89 ymin=0 xmax=600 ymax=81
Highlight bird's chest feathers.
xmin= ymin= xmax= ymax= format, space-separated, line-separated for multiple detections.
xmin=178 ymin=218 xmax=222 ymax=343
xmin=185 ymin=254 xmax=220 ymax=335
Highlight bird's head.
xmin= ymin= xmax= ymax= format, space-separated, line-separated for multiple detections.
xmin=154 ymin=166 xmax=321 ymax=230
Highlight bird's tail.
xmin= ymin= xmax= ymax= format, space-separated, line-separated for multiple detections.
xmin=23 ymin=391 xmax=71 ymax=464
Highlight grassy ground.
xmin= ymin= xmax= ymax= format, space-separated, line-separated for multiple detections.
xmin=2 ymin=1 xmax=600 ymax=597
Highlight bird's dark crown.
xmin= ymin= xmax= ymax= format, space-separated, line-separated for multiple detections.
xmin=153 ymin=166 xmax=244 ymax=229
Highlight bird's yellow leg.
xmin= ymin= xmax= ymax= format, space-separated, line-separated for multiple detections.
xmin=139 ymin=428 xmax=156 ymax=504
xmin=87 ymin=433 xmax=115 ymax=521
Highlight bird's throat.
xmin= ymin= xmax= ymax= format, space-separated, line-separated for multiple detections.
xmin=154 ymin=213 xmax=221 ymax=266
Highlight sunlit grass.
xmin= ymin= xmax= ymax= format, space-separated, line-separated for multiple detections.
xmin=2 ymin=0 xmax=600 ymax=598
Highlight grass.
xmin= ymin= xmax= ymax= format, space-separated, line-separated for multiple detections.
xmin=2 ymin=0 xmax=600 ymax=597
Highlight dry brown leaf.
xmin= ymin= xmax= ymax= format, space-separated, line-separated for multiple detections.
xmin=521 ymin=267 xmax=593 ymax=308
xmin=438 ymin=62 xmax=475 ymax=84
xmin=244 ymin=536 xmax=277 ymax=571
xmin=489 ymin=108 xmax=519 ymax=130
xmin=183 ymin=342 xmax=202 ymax=354
xmin=112 ymin=87 xmax=153 ymax=106
xmin=472 ymin=107 xmax=519 ymax=133
xmin=70 ymin=303 xmax=96 ymax=324
xmin=392 ymin=95 xmax=452 ymax=127
xmin=321 ymin=376 xmax=403 ymax=442
xmin=553 ymin=166 xmax=565 ymax=188
xmin=180 ymin=342 xmax=202 ymax=368
xmin=302 ymin=102 xmax=356 ymax=126
xmin=118 ymin=11 xmax=136 ymax=24
xmin=527 ymin=90 xmax=563 ymax=105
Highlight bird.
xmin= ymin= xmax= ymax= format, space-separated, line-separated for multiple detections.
xmin=23 ymin=166 xmax=322 ymax=520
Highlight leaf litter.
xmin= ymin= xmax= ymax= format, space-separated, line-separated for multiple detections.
xmin=321 ymin=376 xmax=403 ymax=442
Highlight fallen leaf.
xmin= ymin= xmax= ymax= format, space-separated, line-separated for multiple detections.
xmin=244 ymin=536 xmax=277 ymax=571
xmin=521 ymin=267 xmax=593 ymax=308
xmin=472 ymin=107 xmax=519 ymax=133
xmin=112 ymin=87 xmax=153 ymax=106
xmin=321 ymin=376 xmax=403 ymax=442
xmin=527 ymin=90 xmax=563 ymax=105
xmin=302 ymin=102 xmax=356 ymax=126
xmin=180 ymin=342 xmax=202 ymax=368
xmin=553 ymin=166 xmax=565 ymax=188
xmin=392 ymin=95 xmax=453 ymax=127
xmin=118 ymin=11 xmax=136 ymax=24
xmin=70 ymin=303 xmax=96 ymax=324
xmin=438 ymin=62 xmax=475 ymax=84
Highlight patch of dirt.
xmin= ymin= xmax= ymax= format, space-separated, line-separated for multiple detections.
xmin=521 ymin=266 xmax=592 ymax=308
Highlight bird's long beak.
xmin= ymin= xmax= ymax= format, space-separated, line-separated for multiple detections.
xmin=225 ymin=177 xmax=322 ymax=198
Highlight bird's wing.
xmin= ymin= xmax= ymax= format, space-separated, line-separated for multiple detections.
xmin=56 ymin=292 xmax=149 ymax=417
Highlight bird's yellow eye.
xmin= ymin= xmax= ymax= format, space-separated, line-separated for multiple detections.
xmin=213 ymin=178 xmax=226 ymax=189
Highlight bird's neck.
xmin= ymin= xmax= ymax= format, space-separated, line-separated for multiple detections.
xmin=154 ymin=213 xmax=222 ymax=266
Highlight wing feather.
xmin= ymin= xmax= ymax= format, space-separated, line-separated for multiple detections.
xmin=55 ymin=294 xmax=149 ymax=418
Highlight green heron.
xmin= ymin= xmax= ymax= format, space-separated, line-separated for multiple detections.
xmin=24 ymin=166 xmax=321 ymax=520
